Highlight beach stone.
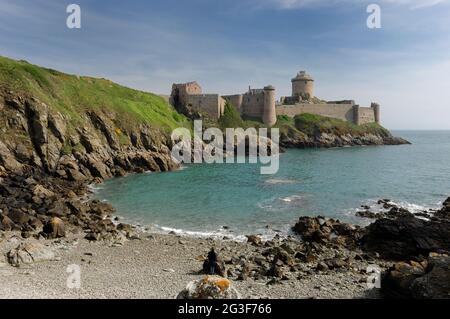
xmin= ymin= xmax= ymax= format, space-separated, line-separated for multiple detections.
xmin=177 ymin=276 xmax=241 ymax=299
xmin=42 ymin=217 xmax=65 ymax=238
xmin=7 ymin=242 xmax=55 ymax=267
xmin=292 ymin=216 xmax=333 ymax=244
xmin=246 ymin=235 xmax=262 ymax=246
xmin=0 ymin=215 xmax=15 ymax=231
xmin=316 ymin=262 xmax=329 ymax=272
xmin=8 ymin=210 xmax=30 ymax=226
xmin=325 ymin=257 xmax=348 ymax=269
xmin=32 ymin=184 xmax=55 ymax=199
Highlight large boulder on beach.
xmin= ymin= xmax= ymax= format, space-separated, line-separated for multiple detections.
xmin=410 ymin=254 xmax=450 ymax=298
xmin=177 ymin=276 xmax=240 ymax=299
xmin=43 ymin=217 xmax=65 ymax=238
xmin=7 ymin=242 xmax=56 ymax=267
xmin=292 ymin=216 xmax=328 ymax=243
xmin=381 ymin=253 xmax=450 ymax=299
xmin=292 ymin=216 xmax=363 ymax=248
xmin=362 ymin=216 xmax=450 ymax=260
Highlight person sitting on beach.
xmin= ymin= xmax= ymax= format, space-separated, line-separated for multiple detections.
xmin=207 ymin=248 xmax=217 ymax=275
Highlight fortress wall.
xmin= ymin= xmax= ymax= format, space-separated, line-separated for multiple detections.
xmin=242 ymin=93 xmax=265 ymax=118
xmin=223 ymin=95 xmax=243 ymax=113
xmin=357 ymin=107 xmax=376 ymax=125
xmin=276 ymin=103 xmax=355 ymax=122
xmin=187 ymin=94 xmax=223 ymax=119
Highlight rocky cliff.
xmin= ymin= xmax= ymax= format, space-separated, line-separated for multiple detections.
xmin=0 ymin=56 xmax=185 ymax=240
xmin=277 ymin=113 xmax=409 ymax=148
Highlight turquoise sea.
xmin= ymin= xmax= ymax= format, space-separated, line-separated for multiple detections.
xmin=93 ymin=131 xmax=450 ymax=240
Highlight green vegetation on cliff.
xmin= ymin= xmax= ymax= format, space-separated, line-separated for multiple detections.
xmin=218 ymin=102 xmax=245 ymax=129
xmin=274 ymin=113 xmax=391 ymax=138
xmin=0 ymin=56 xmax=188 ymax=132
xmin=293 ymin=113 xmax=390 ymax=137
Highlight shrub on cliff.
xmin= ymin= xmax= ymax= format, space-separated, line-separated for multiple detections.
xmin=218 ymin=101 xmax=245 ymax=129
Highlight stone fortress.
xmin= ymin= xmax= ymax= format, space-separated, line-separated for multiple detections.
xmin=170 ymin=71 xmax=380 ymax=127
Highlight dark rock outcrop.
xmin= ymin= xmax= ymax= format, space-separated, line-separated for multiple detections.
xmin=362 ymin=216 xmax=450 ymax=260
xmin=280 ymin=130 xmax=410 ymax=149
xmin=292 ymin=216 xmax=364 ymax=248
xmin=381 ymin=253 xmax=450 ymax=299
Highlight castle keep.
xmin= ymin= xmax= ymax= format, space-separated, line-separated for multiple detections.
xmin=170 ymin=71 xmax=380 ymax=127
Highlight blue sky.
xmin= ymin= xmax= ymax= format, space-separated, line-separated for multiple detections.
xmin=0 ymin=0 xmax=449 ymax=129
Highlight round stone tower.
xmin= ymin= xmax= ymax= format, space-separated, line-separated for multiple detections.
xmin=263 ymin=85 xmax=276 ymax=127
xmin=292 ymin=71 xmax=314 ymax=100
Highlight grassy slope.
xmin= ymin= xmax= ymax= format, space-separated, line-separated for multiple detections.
xmin=0 ymin=56 xmax=188 ymax=133
xmin=293 ymin=113 xmax=390 ymax=137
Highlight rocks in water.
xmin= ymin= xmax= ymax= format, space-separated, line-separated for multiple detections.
xmin=42 ymin=217 xmax=65 ymax=239
xmin=279 ymin=125 xmax=410 ymax=148
xmin=432 ymin=197 xmax=450 ymax=222
xmin=356 ymin=200 xmax=414 ymax=220
xmin=362 ymin=216 xmax=450 ymax=260
xmin=177 ymin=276 xmax=240 ymax=299
xmin=382 ymin=253 xmax=450 ymax=299
xmin=356 ymin=210 xmax=379 ymax=219
xmin=7 ymin=242 xmax=56 ymax=267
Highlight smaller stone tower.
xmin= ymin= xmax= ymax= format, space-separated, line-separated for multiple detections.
xmin=371 ymin=102 xmax=380 ymax=124
xmin=263 ymin=85 xmax=276 ymax=126
xmin=292 ymin=71 xmax=314 ymax=100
